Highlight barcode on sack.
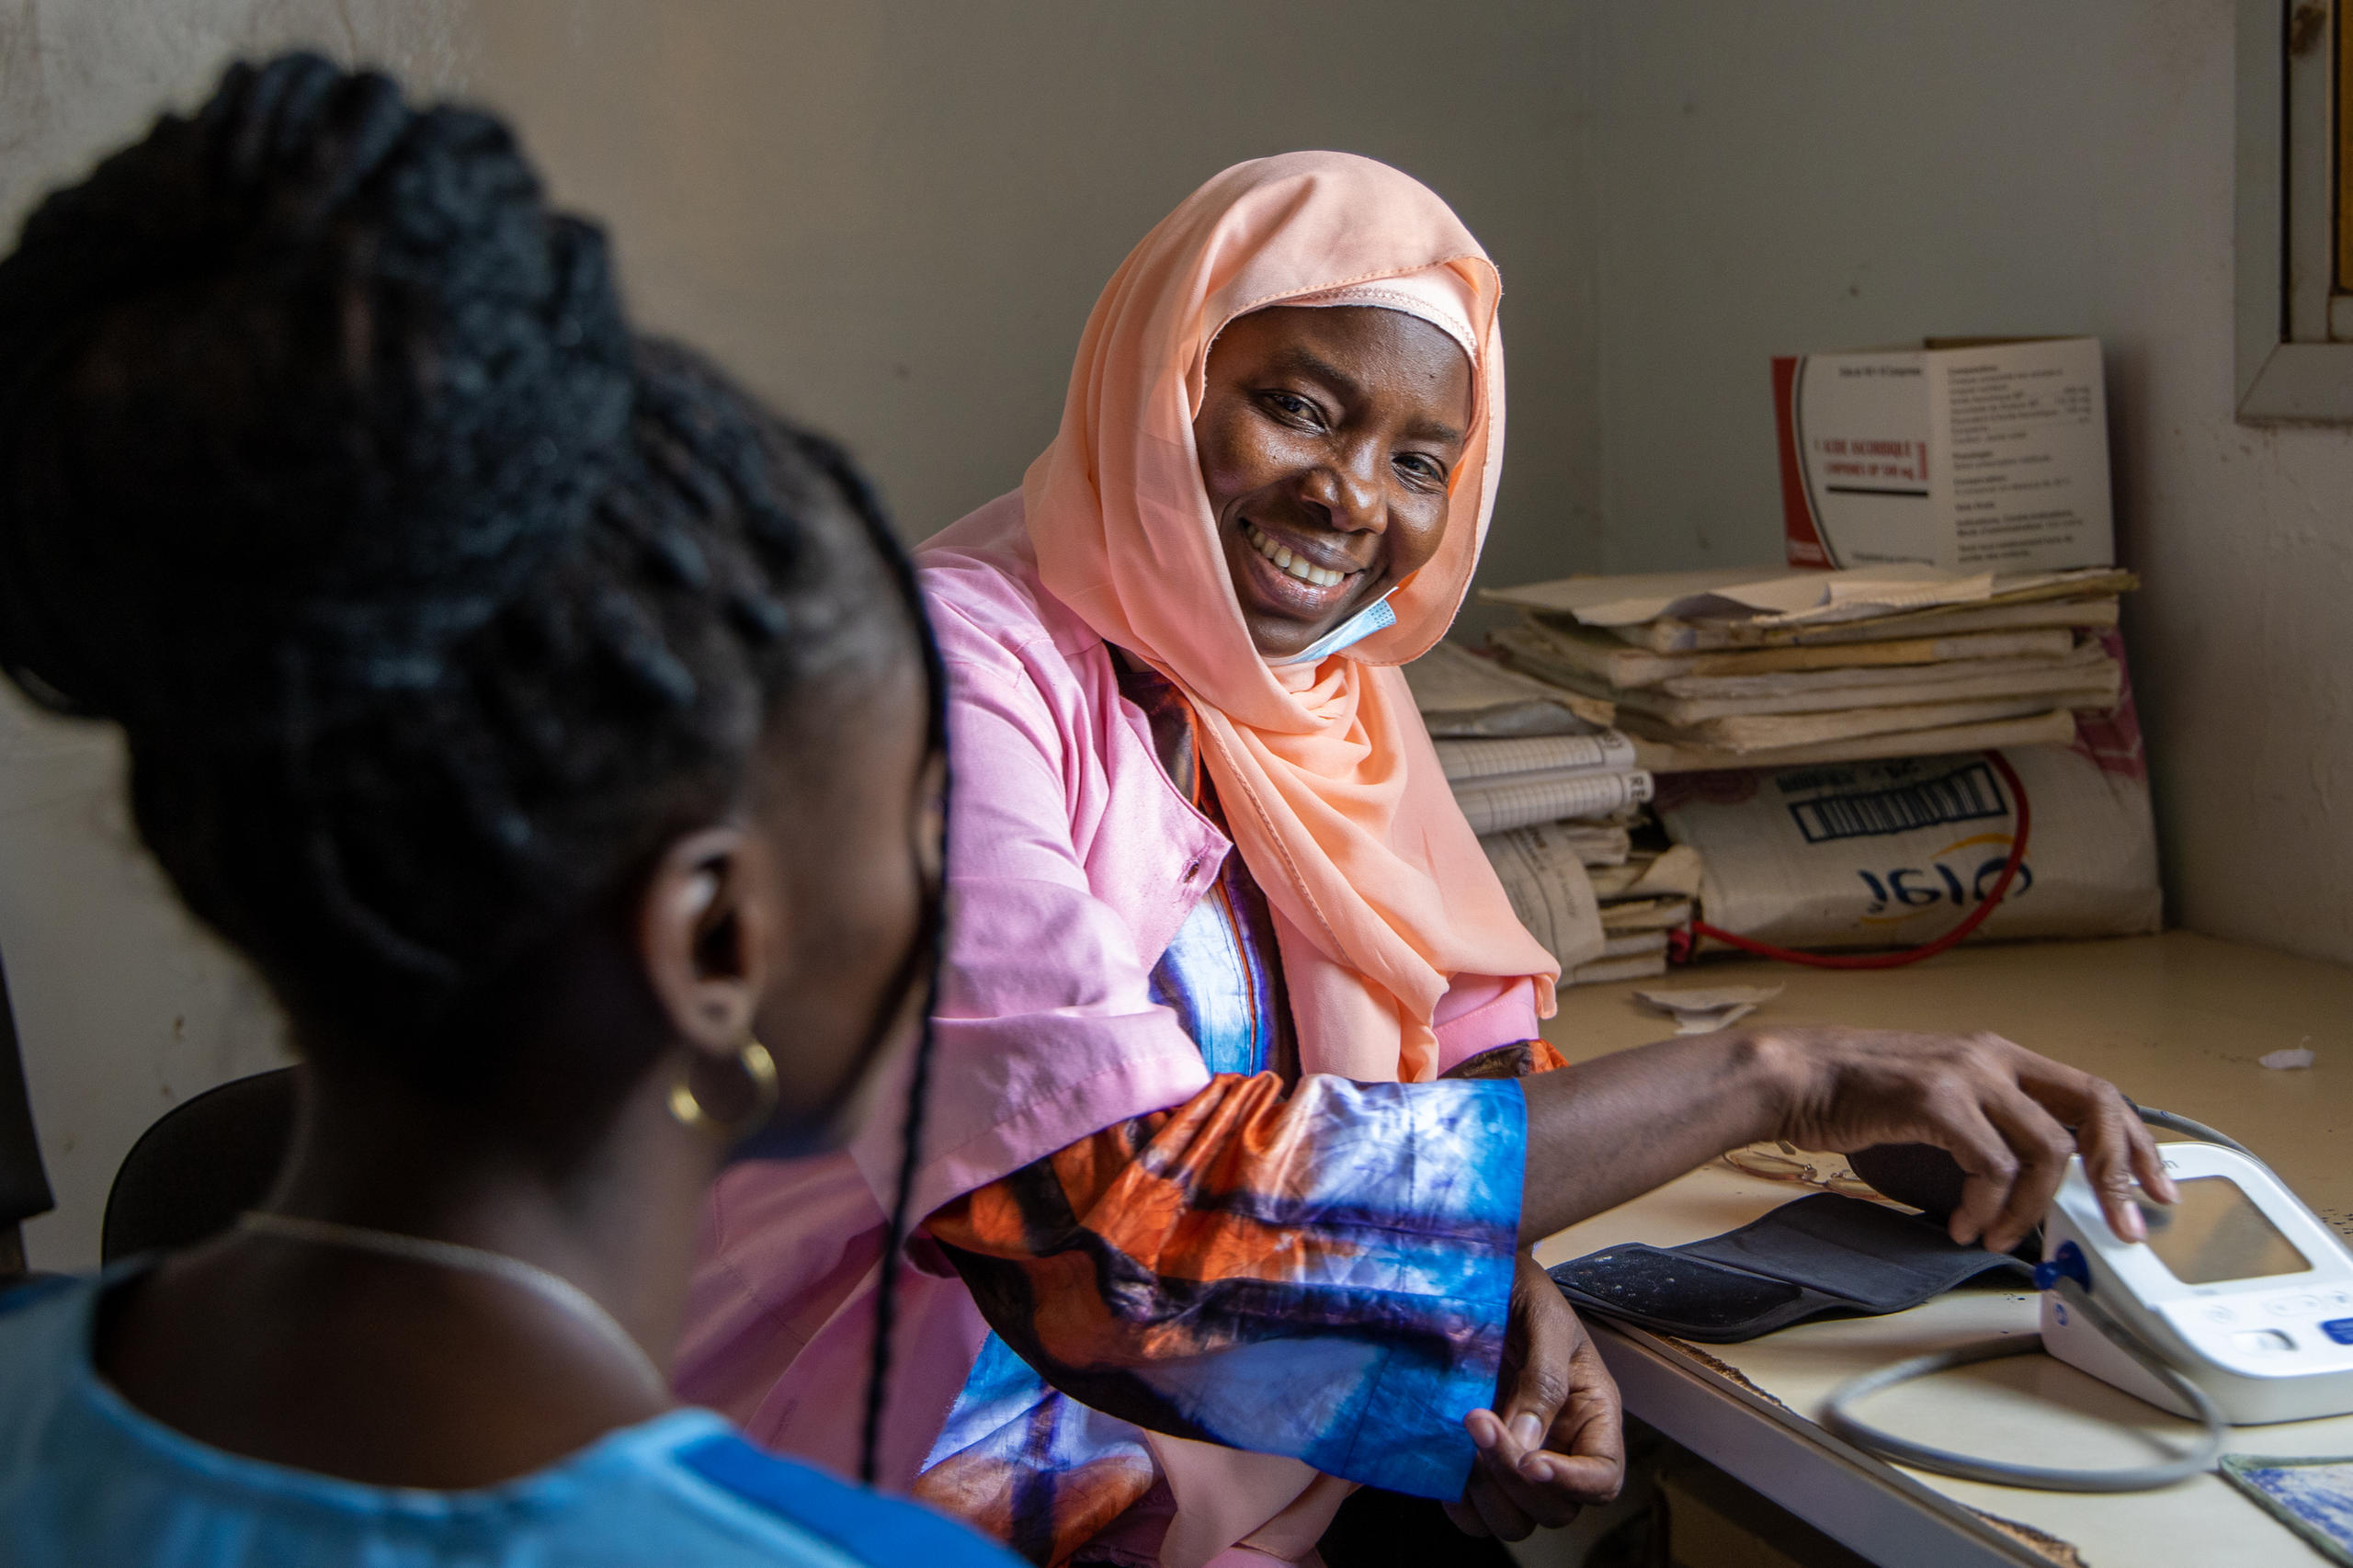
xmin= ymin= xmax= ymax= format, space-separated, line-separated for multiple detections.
xmin=1784 ymin=761 xmax=2008 ymax=844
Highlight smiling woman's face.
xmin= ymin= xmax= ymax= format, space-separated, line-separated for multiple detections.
xmin=1192 ymin=304 xmax=1474 ymax=661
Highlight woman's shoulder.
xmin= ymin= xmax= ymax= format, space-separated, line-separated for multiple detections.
xmin=915 ymin=492 xmax=1101 ymax=674
xmin=0 ymin=1274 xmax=1017 ymax=1568
xmin=662 ymin=1426 xmax=1029 ymax=1568
xmin=0 ymin=1271 xmax=105 ymax=1440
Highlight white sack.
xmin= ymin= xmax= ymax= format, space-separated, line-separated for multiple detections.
xmin=1655 ymin=741 xmax=2159 ymax=950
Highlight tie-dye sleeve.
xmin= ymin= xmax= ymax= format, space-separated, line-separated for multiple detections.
xmin=923 ymin=1069 xmax=1527 ymax=1502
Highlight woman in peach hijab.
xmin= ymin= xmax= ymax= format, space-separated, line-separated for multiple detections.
xmin=679 ymin=153 xmax=2166 ymax=1568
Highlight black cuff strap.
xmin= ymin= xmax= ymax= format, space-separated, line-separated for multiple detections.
xmin=1548 ymin=1192 xmax=2031 ymax=1343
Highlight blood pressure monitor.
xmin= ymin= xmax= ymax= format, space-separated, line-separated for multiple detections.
xmin=2039 ymin=1141 xmax=2353 ymax=1425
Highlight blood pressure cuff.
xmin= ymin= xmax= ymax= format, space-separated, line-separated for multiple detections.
xmin=1548 ymin=1192 xmax=2032 ymax=1343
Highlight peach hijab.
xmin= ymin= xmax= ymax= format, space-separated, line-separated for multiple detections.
xmin=1025 ymin=151 xmax=1558 ymax=1086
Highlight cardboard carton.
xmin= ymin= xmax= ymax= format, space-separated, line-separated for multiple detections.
xmin=1772 ymin=336 xmax=2112 ymax=573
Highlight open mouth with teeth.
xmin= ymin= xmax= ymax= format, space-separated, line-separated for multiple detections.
xmin=1241 ymin=518 xmax=1354 ymax=588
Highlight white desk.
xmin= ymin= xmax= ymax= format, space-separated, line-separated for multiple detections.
xmin=1536 ymin=933 xmax=2353 ymax=1568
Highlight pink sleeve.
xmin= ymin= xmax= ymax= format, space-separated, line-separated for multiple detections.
xmin=847 ymin=592 xmax=1212 ymax=1227
xmin=1430 ymin=972 xmax=1543 ymax=1074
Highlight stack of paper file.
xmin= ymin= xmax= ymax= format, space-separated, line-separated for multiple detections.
xmin=1400 ymin=637 xmax=1612 ymax=736
xmin=1403 ymin=642 xmax=1654 ymax=835
xmin=1404 ymin=642 xmax=1660 ymax=981
xmin=1574 ymin=844 xmax=1707 ymax=986
xmin=1433 ymin=733 xmax=1653 ymax=835
xmin=1480 ymin=564 xmax=2134 ymax=773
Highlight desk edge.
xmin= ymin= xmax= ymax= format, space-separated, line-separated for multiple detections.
xmin=1595 ymin=1322 xmax=2065 ymax=1568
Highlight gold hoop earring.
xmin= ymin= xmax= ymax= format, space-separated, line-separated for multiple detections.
xmin=670 ymin=1035 xmax=780 ymax=1141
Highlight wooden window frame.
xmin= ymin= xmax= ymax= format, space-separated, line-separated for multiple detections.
xmin=2237 ymin=0 xmax=2353 ymax=419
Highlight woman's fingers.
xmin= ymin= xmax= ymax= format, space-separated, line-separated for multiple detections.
xmin=1440 ymin=1495 xmax=1491 ymax=1539
xmin=1475 ymin=1291 xmax=1623 ymax=1532
xmin=2070 ymin=1081 xmax=2168 ymax=1239
xmin=1925 ymin=1094 xmax=2023 ymax=1248
xmin=1460 ymin=1414 xmax=1541 ymax=1540
xmin=1489 ymin=1261 xmax=1582 ymax=1529
xmin=1488 ymin=1387 xmax=1619 ymax=1528
xmin=1791 ymin=1031 xmax=2161 ymax=1252
xmin=1942 ymin=1038 xmax=2079 ymax=1246
xmin=2013 ymin=1047 xmax=2178 ymax=1222
xmin=1496 ymin=1259 xmax=1576 ymax=1443
xmin=1974 ymin=1085 xmax=2077 ymax=1253
xmin=1474 ymin=1437 xmax=1604 ymax=1533
xmin=1530 ymin=1326 xmax=1626 ymax=1502
xmin=2128 ymin=1114 xmax=2178 ymax=1203
xmin=1464 ymin=1471 xmax=1540 ymax=1540
xmin=1456 ymin=1265 xmax=1626 ymax=1540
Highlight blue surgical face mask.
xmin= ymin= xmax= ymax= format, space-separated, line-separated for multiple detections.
xmin=1271 ymin=588 xmax=1398 ymax=667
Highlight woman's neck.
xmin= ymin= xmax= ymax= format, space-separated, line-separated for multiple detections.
xmin=93 ymin=1056 xmax=718 ymax=1489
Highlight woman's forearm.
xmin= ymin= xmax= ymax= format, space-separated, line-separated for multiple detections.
xmin=1513 ymin=1023 xmax=2171 ymax=1257
xmin=1516 ymin=1032 xmax=1793 ymax=1244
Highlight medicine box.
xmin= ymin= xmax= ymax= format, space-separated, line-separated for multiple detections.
xmin=1771 ymin=336 xmax=2112 ymax=574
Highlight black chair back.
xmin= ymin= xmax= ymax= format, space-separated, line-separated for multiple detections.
xmin=101 ymin=1067 xmax=298 ymax=1263
xmin=0 ymin=948 xmax=54 ymax=1278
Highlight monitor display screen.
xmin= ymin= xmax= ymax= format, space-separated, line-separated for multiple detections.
xmin=2143 ymin=1176 xmax=2311 ymax=1286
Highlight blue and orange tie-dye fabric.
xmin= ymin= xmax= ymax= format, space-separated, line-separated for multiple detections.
xmin=912 ymin=665 xmax=1546 ymax=1565
xmin=918 ymin=1072 xmax=1527 ymax=1565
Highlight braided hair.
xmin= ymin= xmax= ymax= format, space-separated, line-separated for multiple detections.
xmin=0 ymin=48 xmax=946 ymax=1484
xmin=0 ymin=53 xmax=935 ymax=1071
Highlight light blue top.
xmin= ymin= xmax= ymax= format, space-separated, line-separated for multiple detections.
xmin=0 ymin=1270 xmax=1024 ymax=1568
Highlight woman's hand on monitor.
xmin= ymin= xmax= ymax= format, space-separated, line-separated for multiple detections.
xmin=1517 ymin=1026 xmax=2170 ymax=1258
xmin=1767 ymin=1027 xmax=2176 ymax=1255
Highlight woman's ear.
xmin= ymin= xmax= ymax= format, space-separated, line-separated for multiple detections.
xmin=635 ymin=824 xmax=787 ymax=1062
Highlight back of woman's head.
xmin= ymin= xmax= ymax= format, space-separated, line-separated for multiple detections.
xmin=0 ymin=53 xmax=915 ymax=1072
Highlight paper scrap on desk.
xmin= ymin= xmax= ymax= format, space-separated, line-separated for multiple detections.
xmin=1634 ymin=983 xmax=1784 ymax=1035
xmin=2261 ymin=1046 xmax=2317 ymax=1070
xmin=2218 ymin=1455 xmax=2353 ymax=1566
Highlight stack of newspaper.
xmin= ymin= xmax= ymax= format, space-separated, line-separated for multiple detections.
xmin=1433 ymin=732 xmax=1651 ymax=836
xmin=1404 ymin=642 xmax=1665 ymax=983
xmin=1480 ymin=565 xmax=2134 ymax=774
xmin=1574 ymin=843 xmax=1705 ymax=986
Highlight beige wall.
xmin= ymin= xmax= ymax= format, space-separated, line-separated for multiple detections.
xmin=463 ymin=0 xmax=1598 ymax=583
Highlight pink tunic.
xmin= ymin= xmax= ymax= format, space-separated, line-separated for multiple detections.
xmin=673 ymin=493 xmax=1539 ymax=1500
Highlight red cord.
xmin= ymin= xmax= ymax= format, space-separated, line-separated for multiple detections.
xmin=1677 ymin=749 xmax=2031 ymax=971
